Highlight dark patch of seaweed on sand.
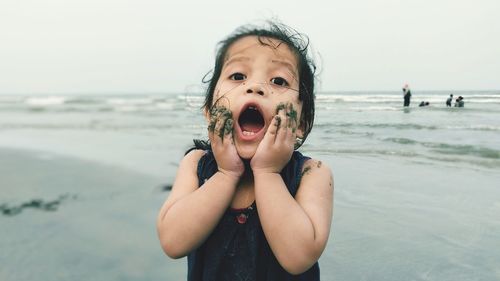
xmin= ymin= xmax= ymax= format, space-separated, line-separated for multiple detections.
xmin=160 ymin=184 xmax=173 ymax=191
xmin=0 ymin=194 xmax=77 ymax=216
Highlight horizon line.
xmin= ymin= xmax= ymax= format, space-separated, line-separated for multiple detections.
xmin=1 ymin=89 xmax=500 ymax=96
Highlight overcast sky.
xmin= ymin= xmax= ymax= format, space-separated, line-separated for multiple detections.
xmin=1 ymin=0 xmax=499 ymax=94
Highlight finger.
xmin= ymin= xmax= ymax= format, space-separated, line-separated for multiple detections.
xmin=262 ymin=115 xmax=280 ymax=145
xmin=207 ymin=106 xmax=222 ymax=141
xmin=220 ymin=108 xmax=233 ymax=142
xmin=274 ymin=103 xmax=286 ymax=134
xmin=275 ymin=102 xmax=286 ymax=115
xmin=276 ymin=106 xmax=288 ymax=143
xmin=286 ymin=103 xmax=297 ymax=142
xmin=214 ymin=113 xmax=226 ymax=141
xmin=285 ymin=122 xmax=296 ymax=150
xmin=222 ymin=118 xmax=234 ymax=144
xmin=209 ymin=107 xmax=222 ymax=137
xmin=207 ymin=115 xmax=217 ymax=143
xmin=286 ymin=103 xmax=299 ymax=133
xmin=285 ymin=103 xmax=291 ymax=129
xmin=208 ymin=106 xmax=232 ymax=140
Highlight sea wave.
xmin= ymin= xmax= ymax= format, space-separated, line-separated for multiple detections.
xmin=24 ymin=96 xmax=67 ymax=106
xmin=0 ymin=123 xmax=203 ymax=131
xmin=303 ymin=147 xmax=500 ymax=168
xmin=315 ymin=122 xmax=500 ymax=132
xmin=315 ymin=122 xmax=439 ymax=130
xmin=1 ymin=93 xmax=498 ymax=114
xmin=0 ymin=95 xmax=199 ymax=113
xmin=444 ymin=125 xmax=500 ymax=131
xmin=384 ymin=138 xmax=500 ymax=159
xmin=316 ymin=93 xmax=500 ymax=104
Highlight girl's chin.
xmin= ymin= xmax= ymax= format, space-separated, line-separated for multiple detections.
xmin=237 ymin=152 xmax=255 ymax=160
xmin=236 ymin=147 xmax=257 ymax=160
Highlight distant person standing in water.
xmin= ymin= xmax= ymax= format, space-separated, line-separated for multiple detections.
xmin=402 ymin=84 xmax=412 ymax=107
xmin=446 ymin=94 xmax=453 ymax=107
xmin=455 ymin=96 xmax=464 ymax=107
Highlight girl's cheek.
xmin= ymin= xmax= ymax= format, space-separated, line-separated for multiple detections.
xmin=214 ymin=88 xmax=221 ymax=100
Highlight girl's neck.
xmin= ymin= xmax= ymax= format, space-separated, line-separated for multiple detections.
xmin=240 ymin=159 xmax=254 ymax=185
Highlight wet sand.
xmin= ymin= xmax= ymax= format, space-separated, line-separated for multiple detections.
xmin=2 ymin=147 xmax=500 ymax=280
xmin=0 ymin=148 xmax=185 ymax=280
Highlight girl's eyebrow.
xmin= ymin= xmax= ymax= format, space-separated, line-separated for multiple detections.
xmin=271 ymin=60 xmax=298 ymax=79
xmin=223 ymin=56 xmax=250 ymax=68
xmin=223 ymin=56 xmax=298 ymax=79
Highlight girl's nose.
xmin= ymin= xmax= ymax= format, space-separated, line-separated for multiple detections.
xmin=245 ymin=82 xmax=265 ymax=96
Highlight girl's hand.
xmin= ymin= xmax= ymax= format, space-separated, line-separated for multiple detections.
xmin=251 ymin=102 xmax=297 ymax=174
xmin=208 ymin=106 xmax=244 ymax=180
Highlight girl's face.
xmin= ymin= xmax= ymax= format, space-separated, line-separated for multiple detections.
xmin=208 ymin=36 xmax=303 ymax=159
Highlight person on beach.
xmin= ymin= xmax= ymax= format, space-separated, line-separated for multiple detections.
xmin=402 ymin=84 xmax=411 ymax=107
xmin=446 ymin=94 xmax=453 ymax=107
xmin=419 ymin=101 xmax=430 ymax=107
xmin=157 ymin=22 xmax=333 ymax=281
xmin=455 ymin=96 xmax=464 ymax=107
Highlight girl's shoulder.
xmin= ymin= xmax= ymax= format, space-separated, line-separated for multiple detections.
xmin=300 ymin=157 xmax=333 ymax=184
xmin=178 ymin=149 xmax=208 ymax=174
xmin=295 ymin=157 xmax=334 ymax=214
xmin=183 ymin=148 xmax=207 ymax=164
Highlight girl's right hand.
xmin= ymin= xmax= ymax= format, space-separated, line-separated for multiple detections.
xmin=207 ymin=106 xmax=244 ymax=180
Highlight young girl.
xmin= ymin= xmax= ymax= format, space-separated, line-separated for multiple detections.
xmin=157 ymin=22 xmax=333 ymax=281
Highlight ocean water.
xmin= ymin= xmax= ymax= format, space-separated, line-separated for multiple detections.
xmin=1 ymin=91 xmax=499 ymax=280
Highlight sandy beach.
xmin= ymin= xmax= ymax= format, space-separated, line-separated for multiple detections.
xmin=0 ymin=148 xmax=185 ymax=280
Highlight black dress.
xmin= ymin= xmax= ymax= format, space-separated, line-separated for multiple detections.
xmin=187 ymin=150 xmax=320 ymax=281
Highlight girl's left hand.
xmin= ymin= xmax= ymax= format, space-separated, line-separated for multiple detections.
xmin=250 ymin=102 xmax=297 ymax=174
xmin=208 ymin=105 xmax=245 ymax=180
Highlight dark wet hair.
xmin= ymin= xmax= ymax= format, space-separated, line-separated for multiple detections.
xmin=201 ymin=21 xmax=317 ymax=148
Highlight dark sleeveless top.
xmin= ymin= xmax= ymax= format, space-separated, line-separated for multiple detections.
xmin=187 ymin=150 xmax=320 ymax=281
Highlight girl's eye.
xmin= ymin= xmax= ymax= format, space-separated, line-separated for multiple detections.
xmin=270 ymin=77 xmax=289 ymax=87
xmin=230 ymin=73 xmax=246 ymax=81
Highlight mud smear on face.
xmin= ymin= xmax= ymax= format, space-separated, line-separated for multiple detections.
xmin=275 ymin=102 xmax=298 ymax=132
xmin=208 ymin=105 xmax=234 ymax=140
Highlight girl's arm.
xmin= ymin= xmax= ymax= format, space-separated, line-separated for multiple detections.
xmin=157 ymin=107 xmax=243 ymax=258
xmin=156 ymin=149 xmax=239 ymax=258
xmin=251 ymin=104 xmax=333 ymax=274
xmin=253 ymin=160 xmax=333 ymax=275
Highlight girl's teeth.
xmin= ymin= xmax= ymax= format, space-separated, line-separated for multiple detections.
xmin=242 ymin=130 xmax=255 ymax=136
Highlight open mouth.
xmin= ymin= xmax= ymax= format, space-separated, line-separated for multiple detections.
xmin=238 ymin=105 xmax=265 ymax=136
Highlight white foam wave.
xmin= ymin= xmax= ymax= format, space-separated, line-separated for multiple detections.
xmin=349 ymin=106 xmax=400 ymax=111
xmin=316 ymin=94 xmax=401 ymax=102
xmin=316 ymin=94 xmax=500 ymax=104
xmin=24 ymin=96 xmax=66 ymax=106
xmin=445 ymin=125 xmax=500 ymax=131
